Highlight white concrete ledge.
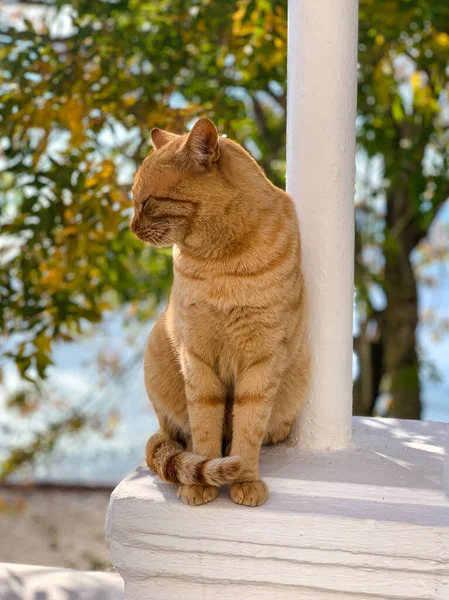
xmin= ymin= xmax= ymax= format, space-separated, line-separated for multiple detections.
xmin=0 ymin=563 xmax=124 ymax=599
xmin=106 ymin=417 xmax=449 ymax=600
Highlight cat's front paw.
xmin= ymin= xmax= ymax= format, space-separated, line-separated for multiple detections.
xmin=230 ymin=480 xmax=268 ymax=507
xmin=178 ymin=484 xmax=219 ymax=506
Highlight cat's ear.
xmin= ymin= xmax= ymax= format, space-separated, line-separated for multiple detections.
xmin=151 ymin=128 xmax=177 ymax=150
xmin=182 ymin=118 xmax=220 ymax=169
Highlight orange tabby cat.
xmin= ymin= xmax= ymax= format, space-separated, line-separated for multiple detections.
xmin=131 ymin=118 xmax=309 ymax=507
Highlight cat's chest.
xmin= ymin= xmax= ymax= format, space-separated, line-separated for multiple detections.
xmin=172 ymin=267 xmax=288 ymax=316
xmin=175 ymin=300 xmax=284 ymax=362
xmin=171 ymin=254 xmax=292 ymax=361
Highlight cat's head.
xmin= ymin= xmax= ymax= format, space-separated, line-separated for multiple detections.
xmin=130 ymin=118 xmax=224 ymax=248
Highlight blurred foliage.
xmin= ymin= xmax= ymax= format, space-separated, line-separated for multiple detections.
xmin=0 ymin=0 xmax=448 ymax=477
xmin=356 ymin=0 xmax=449 ymax=301
xmin=355 ymin=0 xmax=449 ymax=418
xmin=0 ymin=0 xmax=289 ymax=386
xmin=1 ymin=410 xmax=88 ymax=479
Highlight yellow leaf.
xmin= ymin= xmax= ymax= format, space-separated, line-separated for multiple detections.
xmin=65 ymin=99 xmax=84 ymax=136
xmin=123 ymin=95 xmax=137 ymax=107
xmin=232 ymin=4 xmax=247 ymax=22
xmin=35 ymin=335 xmax=51 ymax=353
xmin=85 ymin=176 xmax=99 ymax=189
xmin=375 ymin=34 xmax=385 ymax=46
xmin=100 ymin=160 xmax=115 ymax=178
xmin=63 ymin=226 xmax=78 ymax=236
xmin=42 ymin=268 xmax=63 ymax=285
xmin=233 ymin=24 xmax=255 ymax=36
xmin=435 ymin=32 xmax=449 ymax=47
xmin=410 ymin=72 xmax=421 ymax=91
xmin=274 ymin=37 xmax=284 ymax=49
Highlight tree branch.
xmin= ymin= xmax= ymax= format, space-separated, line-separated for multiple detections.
xmin=252 ymin=95 xmax=270 ymax=140
xmin=263 ymin=86 xmax=286 ymax=112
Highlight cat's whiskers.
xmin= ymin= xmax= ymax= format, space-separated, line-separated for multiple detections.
xmin=145 ymin=221 xmax=181 ymax=246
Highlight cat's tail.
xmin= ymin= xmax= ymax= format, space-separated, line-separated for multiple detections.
xmin=146 ymin=432 xmax=243 ymax=486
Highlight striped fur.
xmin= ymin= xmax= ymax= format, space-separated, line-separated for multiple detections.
xmin=146 ymin=432 xmax=243 ymax=486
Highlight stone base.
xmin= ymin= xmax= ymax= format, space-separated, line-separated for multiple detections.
xmin=106 ymin=417 xmax=449 ymax=600
xmin=0 ymin=563 xmax=123 ymax=599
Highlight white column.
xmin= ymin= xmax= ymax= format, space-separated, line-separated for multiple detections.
xmin=287 ymin=0 xmax=358 ymax=449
